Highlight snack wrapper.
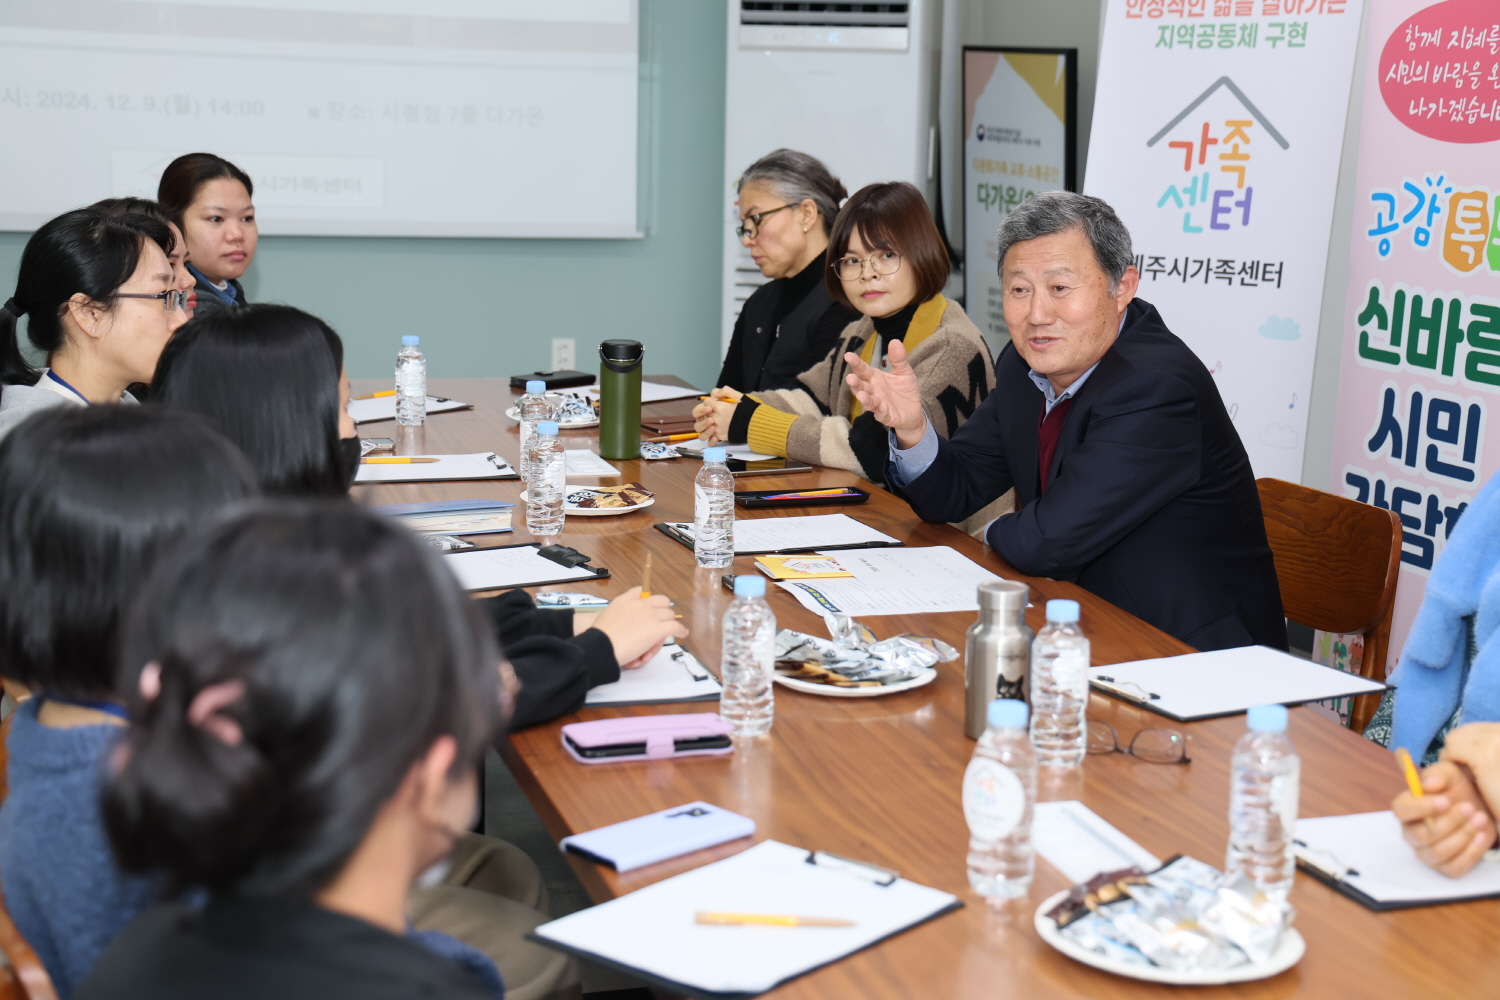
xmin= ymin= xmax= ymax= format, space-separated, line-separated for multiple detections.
xmin=563 ymin=483 xmax=653 ymax=509
xmin=1054 ymin=856 xmax=1291 ymax=973
xmin=549 ymin=392 xmax=596 ymax=422
xmin=772 ymin=615 xmax=953 ymax=688
xmin=638 ymin=442 xmax=682 ymax=460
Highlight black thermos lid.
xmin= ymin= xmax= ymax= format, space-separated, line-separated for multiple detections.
xmin=600 ymin=339 xmax=643 ymax=363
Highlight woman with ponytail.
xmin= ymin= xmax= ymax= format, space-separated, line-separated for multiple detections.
xmin=0 ymin=208 xmax=186 ymax=441
xmin=0 ymin=406 xmax=259 ymax=997
xmin=78 ymin=502 xmax=565 ymax=1000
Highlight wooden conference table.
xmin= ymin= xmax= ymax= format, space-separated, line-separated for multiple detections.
xmin=352 ymin=377 xmax=1496 ymax=1000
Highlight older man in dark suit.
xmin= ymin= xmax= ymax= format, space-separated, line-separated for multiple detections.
xmin=844 ymin=191 xmax=1284 ymax=651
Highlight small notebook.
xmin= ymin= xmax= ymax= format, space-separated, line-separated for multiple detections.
xmin=1087 ymin=646 xmax=1387 ymax=722
xmin=530 ymin=840 xmax=961 ymax=999
xmin=371 ymin=498 xmax=514 ymax=536
xmin=443 ymin=543 xmax=607 ymax=591
xmin=1295 ymin=811 xmax=1500 ymax=910
xmin=585 ymin=644 xmax=722 ymax=706
xmin=560 ymin=802 xmax=755 ymax=873
xmin=354 ymin=453 xmax=518 ymax=484
xmin=349 ymin=395 xmax=471 ymax=424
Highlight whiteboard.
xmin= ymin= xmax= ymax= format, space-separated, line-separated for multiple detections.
xmin=0 ymin=0 xmax=639 ymax=238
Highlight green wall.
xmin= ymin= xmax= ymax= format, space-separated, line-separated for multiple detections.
xmin=0 ymin=0 xmax=728 ymax=388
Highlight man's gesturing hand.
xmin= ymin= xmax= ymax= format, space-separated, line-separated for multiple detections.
xmin=843 ymin=340 xmax=926 ymax=448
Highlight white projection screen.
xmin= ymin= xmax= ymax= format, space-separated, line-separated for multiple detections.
xmin=0 ymin=0 xmax=639 ymax=237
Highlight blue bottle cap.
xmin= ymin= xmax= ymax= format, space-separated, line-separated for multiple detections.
xmin=1045 ymin=599 xmax=1080 ymax=623
xmin=402 ymin=335 xmax=420 ymax=346
xmin=526 ymin=380 xmax=546 ymax=394
xmin=536 ymin=420 xmax=559 ymax=435
xmin=988 ymin=698 xmax=1028 ymax=729
xmin=1246 ymin=704 xmax=1288 ymax=733
xmin=702 ymin=447 xmax=727 ymax=462
xmin=733 ymin=575 xmax=766 ymax=598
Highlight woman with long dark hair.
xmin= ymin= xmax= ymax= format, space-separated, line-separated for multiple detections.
xmin=78 ymin=503 xmax=549 ymax=1000
xmin=156 ymin=152 xmax=256 ymax=316
xmin=0 ymin=406 xmax=259 ymax=996
xmin=151 ymin=303 xmax=361 ymax=496
xmin=0 ymin=208 xmax=186 ymax=441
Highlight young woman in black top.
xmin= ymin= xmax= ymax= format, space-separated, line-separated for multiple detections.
xmin=78 ymin=502 xmax=522 ymax=1000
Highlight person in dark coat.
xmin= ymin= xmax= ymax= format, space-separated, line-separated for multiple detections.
xmin=715 ymin=149 xmax=859 ymax=394
xmin=846 ymin=191 xmax=1285 ymax=652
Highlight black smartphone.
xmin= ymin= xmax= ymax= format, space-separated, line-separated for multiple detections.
xmin=563 ymin=734 xmax=733 ymax=758
xmin=726 ymin=458 xmax=814 ymax=477
xmin=510 ymin=370 xmax=595 ymax=389
xmin=735 ymin=487 xmax=870 ymax=509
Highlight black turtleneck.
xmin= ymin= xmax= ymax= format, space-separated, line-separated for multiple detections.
xmin=871 ymin=300 xmax=920 ymax=344
xmin=770 ymin=254 xmax=826 ymax=330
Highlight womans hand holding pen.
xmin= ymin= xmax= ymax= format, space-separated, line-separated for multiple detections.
xmin=569 ymin=561 xmax=687 ymax=671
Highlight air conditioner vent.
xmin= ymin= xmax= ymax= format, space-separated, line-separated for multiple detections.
xmin=740 ymin=3 xmax=909 ymax=29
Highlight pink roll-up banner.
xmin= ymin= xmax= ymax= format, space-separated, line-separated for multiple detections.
xmin=1331 ymin=0 xmax=1500 ymax=674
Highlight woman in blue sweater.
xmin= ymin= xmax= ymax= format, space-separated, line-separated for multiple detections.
xmin=0 ymin=406 xmax=260 ymax=996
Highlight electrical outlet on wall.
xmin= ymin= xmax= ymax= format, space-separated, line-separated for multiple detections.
xmin=550 ymin=338 xmax=576 ymax=371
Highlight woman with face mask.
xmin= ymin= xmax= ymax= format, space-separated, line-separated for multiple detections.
xmin=156 ymin=152 xmax=257 ymax=317
xmin=150 ymin=304 xmax=362 ymax=496
xmin=0 ymin=208 xmax=187 ymax=441
xmin=78 ymin=501 xmax=542 ymax=1000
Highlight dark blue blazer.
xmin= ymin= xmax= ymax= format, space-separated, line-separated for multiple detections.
xmin=894 ymin=298 xmax=1285 ymax=652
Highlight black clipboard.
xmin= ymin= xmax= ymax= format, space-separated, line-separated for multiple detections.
xmin=445 ymin=541 xmax=610 ymax=590
xmin=1295 ymin=849 xmax=1500 ymax=912
xmin=653 ymin=522 xmax=902 ymax=556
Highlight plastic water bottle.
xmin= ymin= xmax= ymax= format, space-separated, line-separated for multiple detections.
xmin=720 ymin=576 xmax=775 ymax=736
xmin=693 ymin=447 xmax=735 ymax=569
xmin=1029 ymin=599 xmax=1089 ymax=767
xmin=517 ymin=380 xmax=554 ymax=486
xmin=524 ymin=420 xmax=565 ymax=536
xmin=963 ymin=699 xmax=1037 ymax=899
xmin=395 ymin=335 xmax=426 ymax=427
xmin=1226 ymin=704 xmax=1300 ymax=902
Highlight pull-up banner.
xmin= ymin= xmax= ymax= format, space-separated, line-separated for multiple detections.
xmin=1330 ymin=0 xmax=1500 ymax=672
xmin=1086 ymin=0 xmax=1364 ymax=482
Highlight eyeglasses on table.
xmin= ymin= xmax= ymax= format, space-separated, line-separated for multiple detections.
xmin=1087 ymin=721 xmax=1190 ymax=764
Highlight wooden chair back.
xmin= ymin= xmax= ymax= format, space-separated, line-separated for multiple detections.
xmin=1257 ymin=478 xmax=1402 ymax=733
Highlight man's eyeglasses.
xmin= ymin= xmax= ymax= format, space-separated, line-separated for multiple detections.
xmin=735 ymin=204 xmax=796 ymax=240
xmin=1087 ymin=722 xmax=1190 ymax=764
xmin=110 ymin=289 xmax=191 ymax=313
xmin=831 ymin=251 xmax=903 ymax=282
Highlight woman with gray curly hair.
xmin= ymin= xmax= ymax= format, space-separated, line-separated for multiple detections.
xmin=716 ymin=149 xmax=859 ymax=393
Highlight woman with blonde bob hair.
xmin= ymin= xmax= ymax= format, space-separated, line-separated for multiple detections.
xmin=697 ymin=181 xmax=996 ymax=483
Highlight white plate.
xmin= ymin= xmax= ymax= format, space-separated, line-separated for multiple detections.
xmin=1032 ymin=889 xmax=1305 ymax=985
xmin=773 ymin=667 xmax=937 ymax=698
xmin=563 ymin=498 xmax=655 ymax=517
xmin=505 ymin=406 xmax=599 ymax=429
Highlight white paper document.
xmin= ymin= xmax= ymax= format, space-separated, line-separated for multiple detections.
xmin=664 ymin=514 xmax=899 ymax=555
xmin=443 ymin=545 xmax=600 ymax=591
xmin=585 ymin=380 xmax=703 ymax=404
xmin=354 ymin=453 xmax=516 ymax=484
xmin=1088 ymin=646 xmax=1387 ymax=722
xmin=349 ymin=395 xmax=469 ymax=424
xmin=1033 ymin=801 xmax=1162 ymax=883
xmin=1295 ymin=812 xmax=1500 ymax=907
xmin=585 ymin=644 xmax=722 ymax=706
xmin=564 ymin=450 xmax=622 ymax=477
xmin=776 ymin=546 xmax=1002 ymax=617
xmin=532 ymin=840 xmax=960 ymax=996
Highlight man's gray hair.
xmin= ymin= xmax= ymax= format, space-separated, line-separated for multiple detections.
xmin=737 ymin=148 xmax=848 ymax=234
xmin=994 ymin=191 xmax=1135 ymax=290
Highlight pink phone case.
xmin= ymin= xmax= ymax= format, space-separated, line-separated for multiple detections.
xmin=561 ymin=714 xmax=736 ymax=764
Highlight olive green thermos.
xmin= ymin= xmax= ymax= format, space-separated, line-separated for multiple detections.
xmin=598 ymin=339 xmax=643 ymax=460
